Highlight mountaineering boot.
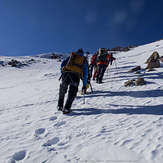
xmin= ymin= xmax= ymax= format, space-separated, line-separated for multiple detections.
xmin=96 ymin=79 xmax=101 ymax=84
xmin=57 ymin=98 xmax=64 ymax=111
xmin=62 ymin=84 xmax=78 ymax=114
xmin=57 ymin=82 xmax=68 ymax=111
xmin=57 ymin=106 xmax=63 ymax=111
xmin=62 ymin=108 xmax=71 ymax=114
xmin=98 ymin=80 xmax=102 ymax=84
xmin=81 ymin=86 xmax=87 ymax=95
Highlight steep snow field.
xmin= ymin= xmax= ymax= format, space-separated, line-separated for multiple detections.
xmin=0 ymin=40 xmax=163 ymax=163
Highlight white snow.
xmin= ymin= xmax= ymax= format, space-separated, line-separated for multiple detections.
xmin=0 ymin=40 xmax=163 ymax=163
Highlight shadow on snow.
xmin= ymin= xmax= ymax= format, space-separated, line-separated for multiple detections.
xmin=77 ymin=89 xmax=163 ymax=99
xmin=70 ymin=104 xmax=163 ymax=116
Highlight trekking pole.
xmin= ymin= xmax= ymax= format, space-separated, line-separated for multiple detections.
xmin=114 ymin=60 xmax=119 ymax=74
xmin=89 ymin=82 xmax=93 ymax=93
xmin=106 ymin=66 xmax=108 ymax=76
xmin=114 ymin=60 xmax=118 ymax=69
xmin=106 ymin=66 xmax=110 ymax=76
xmin=83 ymin=93 xmax=85 ymax=104
xmin=58 ymin=74 xmax=62 ymax=81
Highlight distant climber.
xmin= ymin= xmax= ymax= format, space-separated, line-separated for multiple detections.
xmin=96 ymin=48 xmax=116 ymax=83
xmin=107 ymin=53 xmax=116 ymax=66
xmin=89 ymin=51 xmax=98 ymax=80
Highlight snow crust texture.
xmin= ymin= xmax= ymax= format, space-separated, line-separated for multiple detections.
xmin=0 ymin=40 xmax=163 ymax=163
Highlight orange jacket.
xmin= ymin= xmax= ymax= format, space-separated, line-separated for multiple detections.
xmin=96 ymin=53 xmax=112 ymax=65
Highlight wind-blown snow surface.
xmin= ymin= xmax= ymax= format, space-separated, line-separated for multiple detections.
xmin=1 ymin=41 xmax=163 ymax=163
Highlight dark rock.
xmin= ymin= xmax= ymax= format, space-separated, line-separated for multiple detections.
xmin=128 ymin=66 xmax=141 ymax=72
xmin=135 ymin=78 xmax=146 ymax=86
xmin=8 ymin=59 xmax=27 ymax=68
xmin=145 ymin=51 xmax=160 ymax=64
xmin=124 ymin=79 xmax=136 ymax=87
xmin=0 ymin=61 xmax=5 ymax=66
xmin=50 ymin=53 xmax=62 ymax=59
xmin=124 ymin=77 xmax=146 ymax=87
xmin=111 ymin=45 xmax=136 ymax=52
xmin=145 ymin=51 xmax=160 ymax=70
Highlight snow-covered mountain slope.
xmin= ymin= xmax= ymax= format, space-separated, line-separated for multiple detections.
xmin=0 ymin=40 xmax=163 ymax=163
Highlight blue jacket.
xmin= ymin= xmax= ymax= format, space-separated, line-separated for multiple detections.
xmin=61 ymin=55 xmax=88 ymax=87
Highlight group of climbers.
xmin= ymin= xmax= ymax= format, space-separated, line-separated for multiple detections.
xmin=90 ymin=48 xmax=116 ymax=83
xmin=57 ymin=48 xmax=116 ymax=114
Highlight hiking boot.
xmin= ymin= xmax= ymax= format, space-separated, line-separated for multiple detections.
xmin=57 ymin=106 xmax=63 ymax=111
xmin=62 ymin=108 xmax=71 ymax=114
xmin=98 ymin=80 xmax=102 ymax=84
xmin=96 ymin=79 xmax=102 ymax=84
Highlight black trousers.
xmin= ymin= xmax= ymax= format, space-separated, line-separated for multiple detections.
xmin=96 ymin=64 xmax=107 ymax=82
xmin=58 ymin=72 xmax=80 ymax=110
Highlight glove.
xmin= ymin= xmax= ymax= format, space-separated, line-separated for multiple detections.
xmin=86 ymin=83 xmax=89 ymax=89
xmin=62 ymin=66 xmax=67 ymax=72
xmin=82 ymin=86 xmax=87 ymax=94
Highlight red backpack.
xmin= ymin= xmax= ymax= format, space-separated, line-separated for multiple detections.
xmin=91 ymin=53 xmax=98 ymax=65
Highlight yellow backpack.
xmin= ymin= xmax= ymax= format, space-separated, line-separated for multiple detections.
xmin=62 ymin=52 xmax=85 ymax=77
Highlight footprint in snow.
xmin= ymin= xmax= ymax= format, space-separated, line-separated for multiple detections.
xmin=34 ymin=128 xmax=48 ymax=139
xmin=120 ymin=139 xmax=134 ymax=146
xmin=35 ymin=128 xmax=46 ymax=135
xmin=49 ymin=116 xmax=57 ymax=121
xmin=42 ymin=137 xmax=60 ymax=147
xmin=54 ymin=121 xmax=66 ymax=127
xmin=11 ymin=150 xmax=26 ymax=161
xmin=44 ymin=73 xmax=56 ymax=78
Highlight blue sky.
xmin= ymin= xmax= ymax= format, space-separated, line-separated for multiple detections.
xmin=0 ymin=0 xmax=163 ymax=56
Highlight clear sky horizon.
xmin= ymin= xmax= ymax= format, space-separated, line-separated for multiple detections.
xmin=0 ymin=0 xmax=163 ymax=56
